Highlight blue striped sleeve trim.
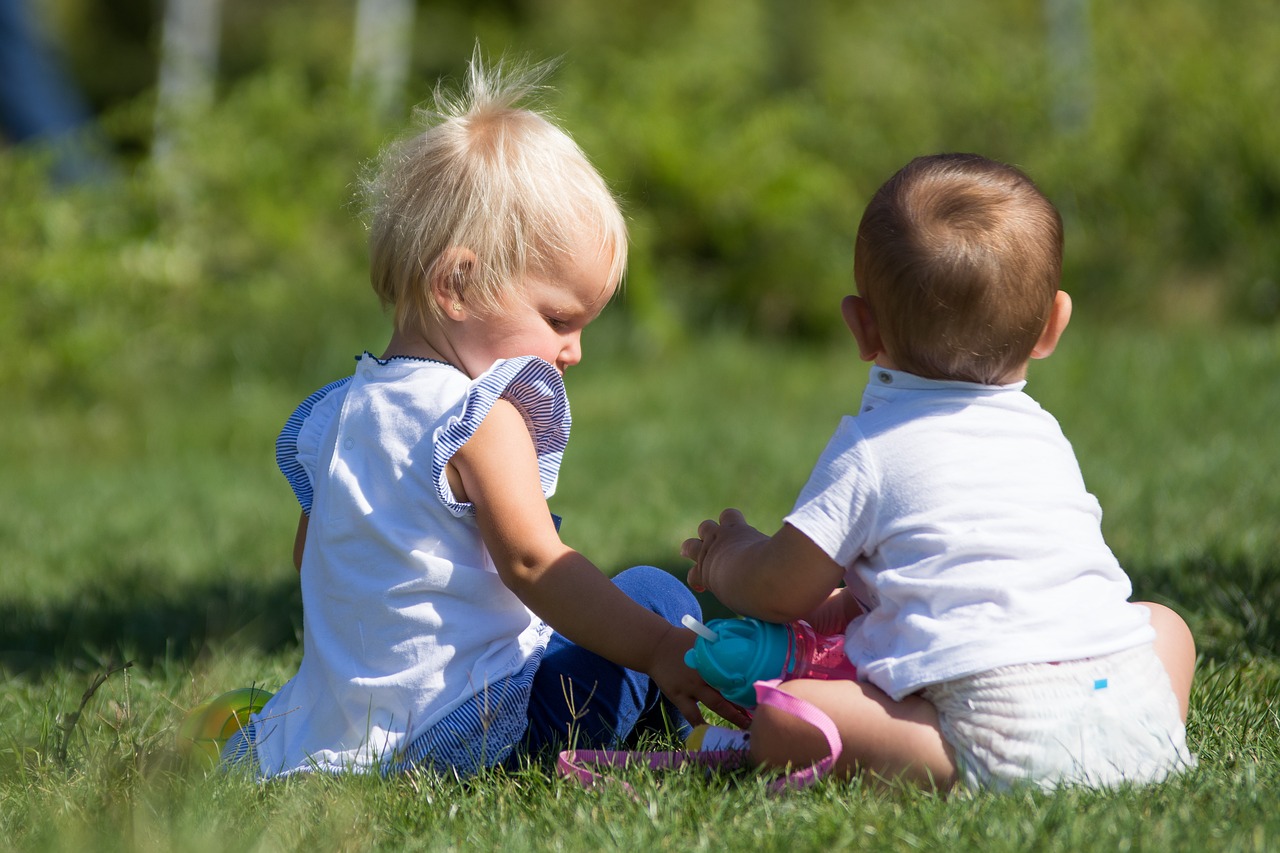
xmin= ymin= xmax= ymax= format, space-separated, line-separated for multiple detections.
xmin=433 ymin=356 xmax=571 ymax=516
xmin=276 ymin=376 xmax=353 ymax=516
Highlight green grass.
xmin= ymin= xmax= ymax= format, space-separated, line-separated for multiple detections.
xmin=5 ymin=5 xmax=1278 ymax=841
xmin=2 ymin=324 xmax=1278 ymax=851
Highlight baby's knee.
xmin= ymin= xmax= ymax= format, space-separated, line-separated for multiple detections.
xmin=1143 ymin=602 xmax=1195 ymax=653
xmin=746 ymin=696 xmax=834 ymax=772
xmin=1138 ymin=601 xmax=1196 ymax=721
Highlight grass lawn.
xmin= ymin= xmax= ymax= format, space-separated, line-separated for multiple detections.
xmin=1 ymin=323 xmax=1277 ymax=851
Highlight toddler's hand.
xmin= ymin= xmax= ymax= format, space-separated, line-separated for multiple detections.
xmin=648 ymin=623 xmax=752 ymax=730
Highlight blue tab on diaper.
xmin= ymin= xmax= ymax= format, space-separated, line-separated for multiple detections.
xmin=1093 ymin=678 xmax=1108 ymax=690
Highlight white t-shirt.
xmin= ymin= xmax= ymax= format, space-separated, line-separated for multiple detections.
xmin=785 ymin=367 xmax=1154 ymax=701
xmin=249 ymin=354 xmax=564 ymax=776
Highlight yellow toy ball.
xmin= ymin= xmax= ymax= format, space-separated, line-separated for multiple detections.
xmin=177 ymin=686 xmax=272 ymax=766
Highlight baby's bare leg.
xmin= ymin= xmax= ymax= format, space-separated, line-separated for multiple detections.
xmin=1138 ymin=602 xmax=1196 ymax=721
xmin=748 ymin=678 xmax=957 ymax=791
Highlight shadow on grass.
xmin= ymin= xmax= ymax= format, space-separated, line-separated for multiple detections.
xmin=2 ymin=552 xmax=1274 ymax=680
xmin=0 ymin=574 xmax=303 ymax=678
xmin=1126 ymin=552 xmax=1280 ymax=663
xmin=1 ymin=561 xmax=711 ymax=679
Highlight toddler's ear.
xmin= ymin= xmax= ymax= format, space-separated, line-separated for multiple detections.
xmin=430 ymin=246 xmax=478 ymax=318
xmin=842 ymin=295 xmax=884 ymax=363
xmin=1031 ymin=291 xmax=1073 ymax=360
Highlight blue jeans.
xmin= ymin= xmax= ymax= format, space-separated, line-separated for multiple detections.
xmin=514 ymin=565 xmax=699 ymax=761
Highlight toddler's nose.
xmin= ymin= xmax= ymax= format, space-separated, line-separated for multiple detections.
xmin=559 ymin=333 xmax=583 ymax=371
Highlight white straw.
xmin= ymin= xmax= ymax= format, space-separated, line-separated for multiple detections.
xmin=681 ymin=614 xmax=720 ymax=642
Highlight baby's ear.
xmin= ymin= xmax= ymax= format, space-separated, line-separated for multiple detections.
xmin=1031 ymin=291 xmax=1073 ymax=360
xmin=842 ymin=295 xmax=884 ymax=363
xmin=430 ymin=246 xmax=478 ymax=319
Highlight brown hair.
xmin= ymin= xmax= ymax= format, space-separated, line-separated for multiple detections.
xmin=853 ymin=153 xmax=1063 ymax=384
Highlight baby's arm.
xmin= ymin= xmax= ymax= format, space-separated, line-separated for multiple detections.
xmin=681 ymin=508 xmax=844 ymax=624
xmin=451 ymin=399 xmax=750 ymax=729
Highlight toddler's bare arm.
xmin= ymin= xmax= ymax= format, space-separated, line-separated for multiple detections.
xmin=453 ymin=399 xmax=750 ymax=729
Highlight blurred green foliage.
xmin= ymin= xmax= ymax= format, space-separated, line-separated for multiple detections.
xmin=3 ymin=0 xmax=1278 ymax=406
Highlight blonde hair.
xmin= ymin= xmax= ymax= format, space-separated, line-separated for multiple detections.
xmin=364 ymin=52 xmax=628 ymax=335
xmin=854 ymin=153 xmax=1063 ymax=385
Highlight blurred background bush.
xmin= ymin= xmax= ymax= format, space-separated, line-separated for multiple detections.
xmin=2 ymin=0 xmax=1277 ymax=407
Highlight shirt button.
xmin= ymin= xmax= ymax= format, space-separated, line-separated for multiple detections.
xmin=344 ymin=438 xmax=355 ymax=450
xmin=878 ymin=371 xmax=893 ymax=384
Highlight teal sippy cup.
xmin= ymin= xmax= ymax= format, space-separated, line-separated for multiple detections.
xmin=683 ymin=615 xmax=857 ymax=707
xmin=682 ymin=616 xmax=795 ymax=706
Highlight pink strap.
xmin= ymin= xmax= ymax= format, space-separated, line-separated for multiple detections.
xmin=556 ymin=677 xmax=842 ymax=795
xmin=752 ymin=678 xmax=843 ymax=791
xmin=555 ymin=748 xmax=747 ymax=795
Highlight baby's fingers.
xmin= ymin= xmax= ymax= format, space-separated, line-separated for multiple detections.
xmin=718 ymin=508 xmax=748 ymax=527
xmin=686 ymin=565 xmax=706 ymax=594
xmin=697 ymin=517 xmax=723 ymax=540
xmin=683 ymin=519 xmax=721 ymax=592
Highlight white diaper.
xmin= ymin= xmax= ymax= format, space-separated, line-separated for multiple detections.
xmin=922 ymin=643 xmax=1195 ymax=791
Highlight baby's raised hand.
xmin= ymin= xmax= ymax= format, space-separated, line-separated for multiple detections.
xmin=681 ymin=508 xmax=764 ymax=595
xmin=680 ymin=516 xmax=718 ymax=593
